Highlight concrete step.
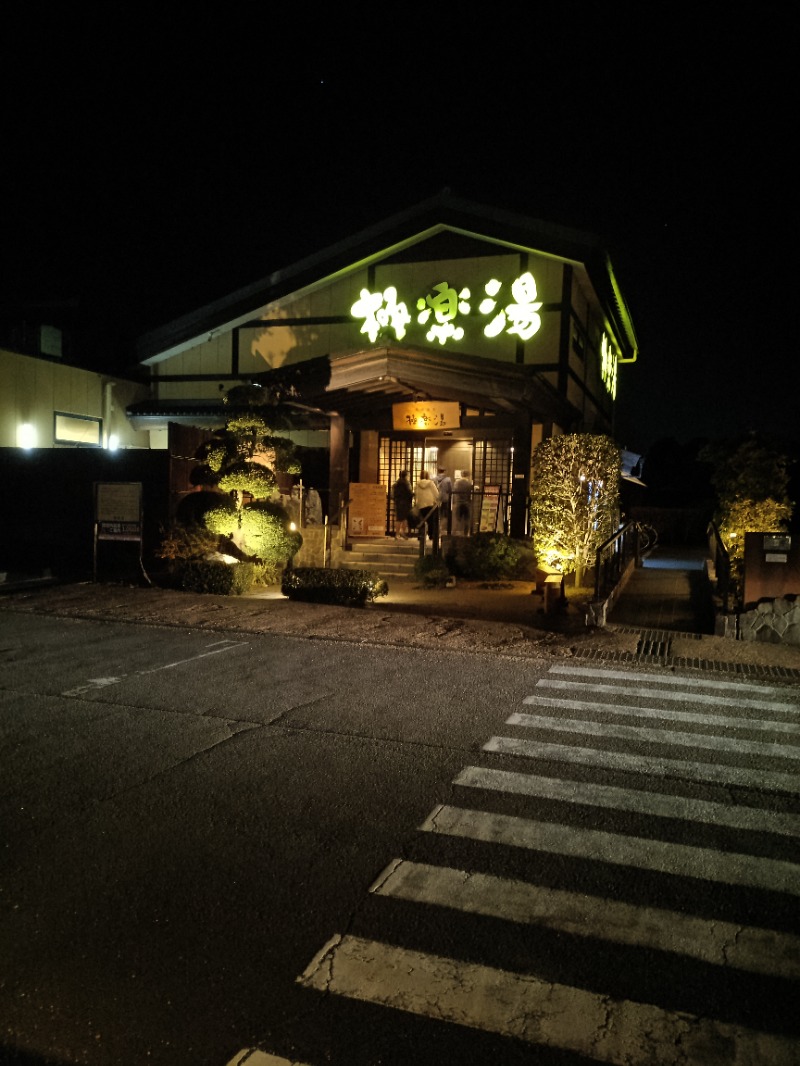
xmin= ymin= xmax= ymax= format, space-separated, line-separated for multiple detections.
xmin=339 ymin=537 xmax=424 ymax=577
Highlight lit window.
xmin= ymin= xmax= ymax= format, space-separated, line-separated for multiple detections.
xmin=54 ymin=412 xmax=102 ymax=447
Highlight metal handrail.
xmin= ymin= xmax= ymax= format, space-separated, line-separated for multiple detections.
xmin=594 ymin=520 xmax=644 ymax=601
xmin=706 ymin=520 xmax=731 ymax=614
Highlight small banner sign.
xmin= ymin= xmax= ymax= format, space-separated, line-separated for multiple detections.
xmin=392 ymin=401 xmax=461 ymax=431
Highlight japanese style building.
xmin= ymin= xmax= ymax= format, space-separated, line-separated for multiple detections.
xmin=128 ymin=191 xmax=640 ymax=540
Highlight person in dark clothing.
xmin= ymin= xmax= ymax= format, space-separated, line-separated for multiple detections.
xmin=435 ymin=467 xmax=453 ymax=530
xmin=391 ymin=470 xmax=413 ymax=538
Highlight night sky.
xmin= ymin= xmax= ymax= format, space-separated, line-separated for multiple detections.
xmin=3 ymin=8 xmax=796 ymax=458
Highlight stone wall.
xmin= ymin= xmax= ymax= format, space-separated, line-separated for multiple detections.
xmin=292 ymin=526 xmax=328 ymax=568
xmin=739 ymin=596 xmax=800 ymax=645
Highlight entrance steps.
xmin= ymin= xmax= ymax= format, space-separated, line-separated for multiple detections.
xmin=338 ymin=536 xmax=421 ymax=578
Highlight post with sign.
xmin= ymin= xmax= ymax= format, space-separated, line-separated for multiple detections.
xmin=93 ymin=482 xmax=145 ymax=583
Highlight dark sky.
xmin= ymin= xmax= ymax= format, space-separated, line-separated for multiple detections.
xmin=2 ymin=7 xmax=796 ymax=456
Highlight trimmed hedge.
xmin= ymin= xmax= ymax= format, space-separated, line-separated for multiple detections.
xmin=281 ymin=567 xmax=389 ymax=607
xmin=179 ymin=559 xmax=263 ymax=595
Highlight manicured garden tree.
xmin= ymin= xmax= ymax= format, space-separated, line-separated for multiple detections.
xmin=530 ymin=433 xmax=621 ymax=587
xmin=698 ymin=432 xmax=794 ymax=597
xmin=192 ymin=384 xmax=303 ymax=572
xmin=157 ymin=384 xmax=303 ymax=590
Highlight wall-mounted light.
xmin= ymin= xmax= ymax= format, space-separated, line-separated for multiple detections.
xmin=17 ymin=423 xmax=37 ymax=450
xmin=107 ymin=434 xmax=120 ymax=452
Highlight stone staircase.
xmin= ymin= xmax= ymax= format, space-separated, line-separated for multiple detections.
xmin=336 ymin=536 xmax=422 ymax=578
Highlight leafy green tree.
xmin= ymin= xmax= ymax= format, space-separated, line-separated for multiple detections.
xmin=699 ymin=433 xmax=795 ymax=598
xmin=530 ymin=433 xmax=621 ymax=586
xmin=699 ymin=432 xmax=792 ymax=508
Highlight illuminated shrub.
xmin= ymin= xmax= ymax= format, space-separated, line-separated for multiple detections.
xmin=179 ymin=560 xmax=266 ymax=595
xmin=451 ymin=532 xmax=522 ymax=580
xmin=218 ymin=461 xmax=276 ymax=496
xmin=720 ymin=497 xmax=792 ymax=598
xmin=175 ymin=490 xmax=234 ymax=526
xmin=530 ymin=433 xmax=620 ymax=586
xmin=155 ymin=524 xmax=219 ymax=564
xmin=414 ymin=554 xmax=451 ymax=586
xmin=281 ymin=567 xmax=388 ymax=606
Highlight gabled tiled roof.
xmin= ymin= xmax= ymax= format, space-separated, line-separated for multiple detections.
xmin=135 ymin=190 xmax=639 ymax=366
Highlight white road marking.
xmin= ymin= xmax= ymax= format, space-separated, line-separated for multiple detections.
xmin=297 ymin=934 xmax=800 ymax=1064
xmin=370 ymin=859 xmax=800 ymax=979
xmin=420 ymin=804 xmax=800 ymax=896
xmin=548 ymin=663 xmax=798 ymax=700
xmin=523 ymin=694 xmax=800 ymax=732
xmin=484 ymin=734 xmax=800 ymax=794
xmin=454 ymin=764 xmax=800 ymax=838
xmin=508 ymin=711 xmax=800 ymax=761
xmin=537 ymin=676 xmax=798 ymax=713
xmin=61 ymin=640 xmax=249 ymax=696
xmin=225 ymin=1052 xmax=312 ymax=1066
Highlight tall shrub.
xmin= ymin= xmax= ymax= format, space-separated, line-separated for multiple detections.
xmin=530 ymin=433 xmax=621 ymax=586
xmin=699 ymin=433 xmax=794 ymax=598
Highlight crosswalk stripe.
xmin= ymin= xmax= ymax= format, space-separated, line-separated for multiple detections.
xmin=295 ymin=664 xmax=800 ymax=1062
xmin=297 ymin=934 xmax=800 ymax=1065
xmin=225 ymin=1052 xmax=311 ymax=1066
xmin=485 ymin=733 xmax=800 ymax=794
xmin=369 ymin=859 xmax=800 ymax=979
xmin=454 ymin=764 xmax=800 ymax=838
xmin=523 ymin=694 xmax=800 ymax=733
xmin=420 ymin=804 xmax=800 ymax=896
xmin=537 ymin=677 xmax=798 ymax=713
xmin=508 ymin=711 xmax=800 ymax=761
xmin=548 ymin=663 xmax=797 ymax=700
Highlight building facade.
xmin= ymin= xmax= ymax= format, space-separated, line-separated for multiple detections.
xmin=128 ymin=193 xmax=639 ymax=540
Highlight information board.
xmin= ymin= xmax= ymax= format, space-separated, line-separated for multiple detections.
xmin=348 ymin=483 xmax=387 ymax=537
xmin=95 ymin=482 xmax=143 ymax=542
xmin=478 ymin=486 xmax=501 ymax=532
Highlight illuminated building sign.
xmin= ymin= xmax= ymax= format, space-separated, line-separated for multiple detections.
xmin=601 ymin=333 xmax=618 ymax=399
xmin=352 ymin=271 xmax=543 ymax=347
xmin=392 ymin=401 xmax=461 ymax=430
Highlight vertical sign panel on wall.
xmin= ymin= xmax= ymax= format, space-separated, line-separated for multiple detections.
xmin=348 ymin=483 xmax=388 ymax=537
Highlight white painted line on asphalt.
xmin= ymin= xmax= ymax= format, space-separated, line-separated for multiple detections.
xmin=484 ymin=734 xmax=800 ymax=794
xmin=297 ymin=933 xmax=800 ymax=1064
xmin=548 ymin=663 xmax=798 ymax=700
xmin=508 ymin=711 xmax=800 ymax=761
xmin=523 ymin=694 xmax=800 ymax=733
xmin=454 ymin=764 xmax=800 ymax=839
xmin=537 ymin=676 xmax=799 ymax=714
xmin=370 ymin=859 xmax=800 ymax=979
xmin=225 ymin=1051 xmax=312 ymax=1066
xmin=138 ymin=639 xmax=249 ymax=673
xmin=420 ymin=804 xmax=800 ymax=896
xmin=61 ymin=640 xmax=249 ymax=695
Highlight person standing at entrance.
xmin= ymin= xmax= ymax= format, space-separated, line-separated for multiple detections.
xmin=435 ymin=467 xmax=452 ymax=531
xmin=414 ymin=470 xmax=440 ymax=544
xmin=452 ymin=471 xmax=473 ymax=535
xmin=391 ymin=470 xmax=413 ymax=539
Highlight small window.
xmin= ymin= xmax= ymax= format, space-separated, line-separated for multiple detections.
xmin=54 ymin=412 xmax=102 ymax=447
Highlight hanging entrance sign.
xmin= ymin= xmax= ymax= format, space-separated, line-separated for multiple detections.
xmin=392 ymin=401 xmax=460 ymax=431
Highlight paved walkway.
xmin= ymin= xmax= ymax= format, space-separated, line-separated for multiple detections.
xmin=606 ymin=544 xmax=716 ymax=634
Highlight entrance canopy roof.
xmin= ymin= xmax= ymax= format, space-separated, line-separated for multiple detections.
xmin=127 ymin=347 xmax=572 ymax=432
